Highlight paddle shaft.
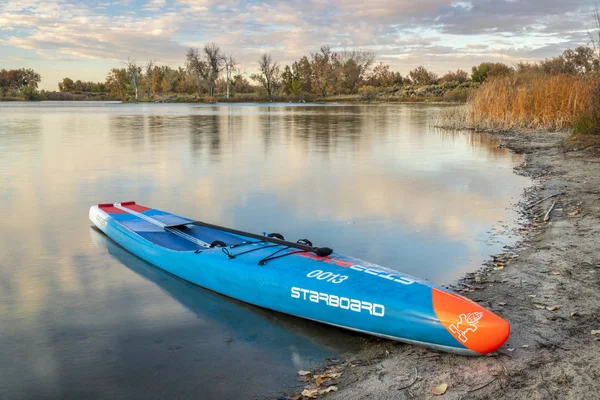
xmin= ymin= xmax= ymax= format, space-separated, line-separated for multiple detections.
xmin=189 ymin=221 xmax=333 ymax=257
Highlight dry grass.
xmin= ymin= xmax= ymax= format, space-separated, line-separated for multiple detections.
xmin=437 ymin=73 xmax=600 ymax=133
xmin=435 ymin=105 xmax=472 ymax=130
xmin=470 ymin=73 xmax=600 ymax=131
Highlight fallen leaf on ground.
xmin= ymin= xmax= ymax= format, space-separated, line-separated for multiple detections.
xmin=301 ymin=388 xmax=318 ymax=398
xmin=534 ymin=304 xmax=546 ymax=309
xmin=298 ymin=370 xmax=312 ymax=376
xmin=328 ymin=373 xmax=342 ymax=379
xmin=550 ymin=271 xmax=561 ymax=276
xmin=431 ymin=383 xmax=448 ymax=395
xmin=546 ymin=305 xmax=560 ymax=311
xmin=315 ymin=375 xmax=330 ymax=387
xmin=319 ymin=386 xmax=338 ymax=394
xmin=568 ymin=209 xmax=581 ymax=217
xmin=592 ymin=330 xmax=600 ymax=335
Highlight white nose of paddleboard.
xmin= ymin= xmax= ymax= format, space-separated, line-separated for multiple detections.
xmin=89 ymin=205 xmax=109 ymax=232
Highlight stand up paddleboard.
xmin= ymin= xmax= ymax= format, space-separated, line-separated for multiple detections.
xmin=90 ymin=201 xmax=510 ymax=355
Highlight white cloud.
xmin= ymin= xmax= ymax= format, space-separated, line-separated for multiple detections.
xmin=0 ymin=0 xmax=597 ymax=88
xmin=143 ymin=0 xmax=166 ymax=11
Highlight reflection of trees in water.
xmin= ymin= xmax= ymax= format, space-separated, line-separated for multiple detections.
xmin=147 ymin=115 xmax=167 ymax=143
xmin=0 ymin=116 xmax=42 ymax=150
xmin=259 ymin=105 xmax=381 ymax=155
xmin=436 ymin=128 xmax=521 ymax=161
xmin=187 ymin=114 xmax=221 ymax=157
xmin=180 ymin=105 xmax=396 ymax=162
xmin=109 ymin=115 xmax=145 ymax=146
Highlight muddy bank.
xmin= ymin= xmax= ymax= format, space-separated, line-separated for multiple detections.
xmin=282 ymin=131 xmax=600 ymax=399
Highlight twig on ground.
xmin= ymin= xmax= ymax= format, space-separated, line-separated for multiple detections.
xmin=397 ymin=367 xmax=419 ymax=390
xmin=467 ymin=376 xmax=500 ymax=393
xmin=497 ymin=359 xmax=508 ymax=376
xmin=527 ymin=193 xmax=563 ymax=210
xmin=544 ymin=200 xmax=557 ymax=222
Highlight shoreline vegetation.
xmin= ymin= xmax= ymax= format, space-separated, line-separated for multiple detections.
xmin=1 ymin=44 xmax=482 ymax=105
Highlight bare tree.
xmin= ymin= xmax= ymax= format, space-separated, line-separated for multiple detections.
xmin=222 ymin=54 xmax=238 ymax=98
xmin=124 ymin=58 xmax=142 ymax=100
xmin=204 ymin=43 xmax=223 ymax=96
xmin=186 ymin=48 xmax=208 ymax=93
xmin=251 ymin=53 xmax=280 ymax=101
xmin=145 ymin=60 xmax=155 ymax=98
xmin=589 ymin=3 xmax=600 ymax=60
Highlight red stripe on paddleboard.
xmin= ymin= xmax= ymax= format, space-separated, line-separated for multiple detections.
xmin=120 ymin=201 xmax=151 ymax=212
xmin=98 ymin=204 xmax=127 ymax=214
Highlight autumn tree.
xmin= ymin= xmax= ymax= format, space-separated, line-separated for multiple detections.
xmin=251 ymin=53 xmax=280 ymax=101
xmin=145 ymin=60 xmax=155 ymax=98
xmin=367 ymin=62 xmax=402 ymax=87
xmin=310 ymin=45 xmax=334 ymax=96
xmin=231 ymin=74 xmax=253 ymax=94
xmin=409 ymin=66 xmax=438 ymax=86
xmin=541 ymin=47 xmax=599 ymax=75
xmin=0 ymin=70 xmax=8 ymax=97
xmin=58 ymin=77 xmax=74 ymax=92
xmin=439 ymin=69 xmax=469 ymax=84
xmin=0 ymin=68 xmax=41 ymax=98
xmin=296 ymin=56 xmax=312 ymax=93
xmin=471 ymin=63 xmax=512 ymax=83
xmin=106 ymin=68 xmax=129 ymax=99
xmin=186 ymin=48 xmax=208 ymax=94
xmin=338 ymin=49 xmax=375 ymax=93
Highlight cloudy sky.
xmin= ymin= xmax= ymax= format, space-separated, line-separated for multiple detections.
xmin=0 ymin=0 xmax=597 ymax=90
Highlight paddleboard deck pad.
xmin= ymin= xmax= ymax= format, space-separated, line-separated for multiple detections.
xmin=90 ymin=201 xmax=510 ymax=355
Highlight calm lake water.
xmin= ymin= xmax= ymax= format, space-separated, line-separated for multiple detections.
xmin=0 ymin=102 xmax=529 ymax=399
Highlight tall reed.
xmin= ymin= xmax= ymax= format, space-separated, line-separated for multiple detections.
xmin=470 ymin=73 xmax=600 ymax=131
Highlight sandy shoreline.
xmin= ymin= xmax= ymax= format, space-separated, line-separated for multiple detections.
xmin=281 ymin=131 xmax=600 ymax=399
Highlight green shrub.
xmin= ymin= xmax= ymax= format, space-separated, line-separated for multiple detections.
xmin=572 ymin=113 xmax=600 ymax=135
xmin=20 ymin=85 xmax=40 ymax=100
xmin=358 ymin=85 xmax=378 ymax=101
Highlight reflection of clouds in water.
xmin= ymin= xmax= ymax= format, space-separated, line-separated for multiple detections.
xmin=1 ymin=102 xmax=526 ymax=262
xmin=0 ymin=102 xmax=529 ymax=397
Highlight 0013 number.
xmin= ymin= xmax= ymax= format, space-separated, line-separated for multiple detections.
xmin=306 ymin=270 xmax=348 ymax=284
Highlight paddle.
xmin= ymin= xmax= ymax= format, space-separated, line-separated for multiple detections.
xmin=166 ymin=220 xmax=333 ymax=257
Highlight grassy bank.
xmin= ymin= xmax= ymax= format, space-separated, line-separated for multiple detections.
xmin=437 ymin=72 xmax=600 ymax=150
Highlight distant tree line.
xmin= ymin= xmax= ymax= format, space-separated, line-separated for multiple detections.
xmin=4 ymin=42 xmax=600 ymax=103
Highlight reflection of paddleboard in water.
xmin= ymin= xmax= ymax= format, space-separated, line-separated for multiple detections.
xmin=89 ymin=227 xmax=356 ymax=369
xmin=90 ymin=202 xmax=510 ymax=355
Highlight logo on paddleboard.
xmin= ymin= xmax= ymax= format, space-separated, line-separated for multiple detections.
xmin=449 ymin=312 xmax=484 ymax=343
xmin=96 ymin=215 xmax=107 ymax=228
